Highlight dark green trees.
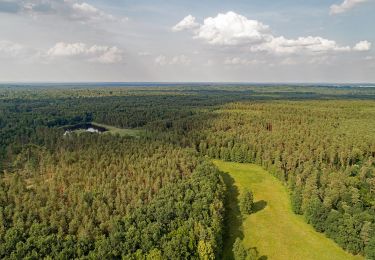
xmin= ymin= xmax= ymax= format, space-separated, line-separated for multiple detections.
xmin=233 ymin=238 xmax=259 ymax=260
xmin=169 ymin=99 xmax=375 ymax=258
xmin=1 ymin=85 xmax=374 ymax=258
xmin=0 ymin=134 xmax=226 ymax=258
xmin=365 ymin=237 xmax=375 ymax=260
xmin=240 ymin=189 xmax=254 ymax=215
xmin=233 ymin=238 xmax=247 ymax=260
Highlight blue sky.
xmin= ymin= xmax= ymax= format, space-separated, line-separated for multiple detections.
xmin=0 ymin=0 xmax=374 ymax=82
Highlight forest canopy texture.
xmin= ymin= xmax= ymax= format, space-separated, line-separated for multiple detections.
xmin=0 ymin=84 xmax=374 ymax=259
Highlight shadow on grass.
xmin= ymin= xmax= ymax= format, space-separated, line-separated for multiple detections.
xmin=253 ymin=200 xmax=267 ymax=214
xmin=248 ymin=247 xmax=268 ymax=260
xmin=221 ymin=172 xmax=268 ymax=260
xmin=221 ymin=171 xmax=244 ymax=259
xmin=221 ymin=171 xmax=268 ymax=260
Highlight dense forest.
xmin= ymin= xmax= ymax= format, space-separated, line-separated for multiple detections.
xmin=178 ymin=101 xmax=375 ymax=257
xmin=0 ymin=84 xmax=374 ymax=259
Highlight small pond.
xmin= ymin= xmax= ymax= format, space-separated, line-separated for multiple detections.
xmin=63 ymin=123 xmax=108 ymax=135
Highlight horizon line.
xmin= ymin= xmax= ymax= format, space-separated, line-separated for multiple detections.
xmin=0 ymin=81 xmax=374 ymax=85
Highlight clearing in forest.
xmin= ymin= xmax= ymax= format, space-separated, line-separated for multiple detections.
xmin=213 ymin=160 xmax=362 ymax=260
xmin=92 ymin=122 xmax=144 ymax=137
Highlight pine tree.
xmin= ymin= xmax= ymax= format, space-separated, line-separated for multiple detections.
xmin=233 ymin=238 xmax=247 ymax=260
xmin=239 ymin=189 xmax=254 ymax=215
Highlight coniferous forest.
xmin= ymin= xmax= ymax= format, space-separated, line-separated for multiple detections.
xmin=0 ymin=84 xmax=374 ymax=259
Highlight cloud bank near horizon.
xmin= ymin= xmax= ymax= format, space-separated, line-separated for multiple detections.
xmin=173 ymin=11 xmax=371 ymax=55
xmin=0 ymin=0 xmax=374 ymax=82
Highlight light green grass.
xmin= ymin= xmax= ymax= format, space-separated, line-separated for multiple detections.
xmin=213 ymin=160 xmax=363 ymax=260
xmin=92 ymin=122 xmax=144 ymax=137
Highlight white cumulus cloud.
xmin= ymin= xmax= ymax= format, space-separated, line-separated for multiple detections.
xmin=353 ymin=40 xmax=371 ymax=51
xmin=224 ymin=57 xmax=258 ymax=65
xmin=72 ymin=2 xmax=114 ymax=21
xmin=0 ymin=40 xmax=41 ymax=62
xmin=155 ymin=55 xmax=191 ymax=66
xmin=47 ymin=42 xmax=124 ymax=63
xmin=173 ymin=11 xmax=371 ymax=56
xmin=0 ymin=40 xmax=27 ymax=57
xmin=195 ymin=11 xmax=269 ymax=45
xmin=330 ymin=0 xmax=368 ymax=15
xmin=0 ymin=0 xmax=127 ymax=23
xmin=172 ymin=15 xmax=199 ymax=32
xmin=155 ymin=55 xmax=167 ymax=66
xmin=252 ymin=36 xmax=351 ymax=55
xmin=70 ymin=2 xmax=128 ymax=22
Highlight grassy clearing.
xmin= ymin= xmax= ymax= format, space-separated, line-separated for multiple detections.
xmin=92 ymin=122 xmax=144 ymax=137
xmin=213 ymin=160 xmax=362 ymax=260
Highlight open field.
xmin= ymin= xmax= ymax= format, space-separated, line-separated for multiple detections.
xmin=213 ymin=160 xmax=363 ymax=260
xmin=92 ymin=122 xmax=144 ymax=137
